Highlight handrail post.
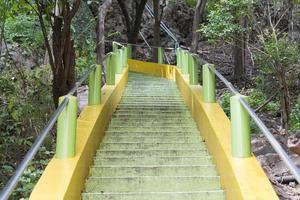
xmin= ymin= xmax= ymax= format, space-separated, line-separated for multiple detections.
xmin=176 ymin=48 xmax=181 ymax=68
xmin=56 ymin=95 xmax=77 ymax=159
xmin=182 ymin=51 xmax=189 ymax=74
xmin=116 ymin=49 xmax=122 ymax=73
xmin=188 ymin=53 xmax=191 ymax=75
xmin=88 ymin=65 xmax=101 ymax=105
xmin=112 ymin=41 xmax=118 ymax=52
xmin=189 ymin=55 xmax=198 ymax=85
xmin=158 ymin=47 xmax=164 ymax=64
xmin=202 ymin=64 xmax=216 ymax=102
xmin=106 ymin=53 xmax=116 ymax=85
xmin=123 ymin=47 xmax=128 ymax=68
xmin=230 ymin=95 xmax=251 ymax=157
xmin=127 ymin=44 xmax=132 ymax=59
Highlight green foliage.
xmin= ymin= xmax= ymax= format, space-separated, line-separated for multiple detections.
xmin=185 ymin=0 xmax=197 ymax=7
xmin=5 ymin=14 xmax=44 ymax=54
xmin=0 ymin=66 xmax=54 ymax=199
xmin=290 ymin=98 xmax=300 ymax=131
xmin=200 ymin=0 xmax=253 ymax=43
xmin=256 ymin=34 xmax=298 ymax=76
xmin=219 ymin=89 xmax=280 ymax=134
xmin=220 ymin=91 xmax=231 ymax=117
xmin=73 ymin=2 xmax=96 ymax=78
xmin=248 ymin=89 xmax=280 ymax=116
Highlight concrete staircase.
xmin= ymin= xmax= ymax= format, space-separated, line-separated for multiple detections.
xmin=82 ymin=72 xmax=225 ymax=200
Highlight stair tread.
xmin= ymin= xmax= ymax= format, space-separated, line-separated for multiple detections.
xmin=82 ymin=72 xmax=224 ymax=199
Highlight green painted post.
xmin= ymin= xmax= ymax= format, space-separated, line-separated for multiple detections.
xmin=188 ymin=53 xmax=192 ymax=75
xmin=123 ymin=47 xmax=128 ymax=67
xmin=230 ymin=94 xmax=251 ymax=158
xmin=56 ymin=95 xmax=77 ymax=159
xmin=189 ymin=55 xmax=198 ymax=85
xmin=127 ymin=44 xmax=132 ymax=59
xmin=182 ymin=51 xmax=189 ymax=74
xmin=106 ymin=53 xmax=116 ymax=85
xmin=116 ymin=49 xmax=122 ymax=73
xmin=176 ymin=48 xmax=180 ymax=68
xmin=88 ymin=65 xmax=101 ymax=105
xmin=202 ymin=63 xmax=216 ymax=102
xmin=158 ymin=47 xmax=164 ymax=64
xmin=112 ymin=42 xmax=118 ymax=52
xmin=179 ymin=49 xmax=183 ymax=69
xmin=122 ymin=47 xmax=127 ymax=68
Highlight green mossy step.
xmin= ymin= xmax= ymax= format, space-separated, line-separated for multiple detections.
xmin=82 ymin=191 xmax=225 ymax=200
xmin=82 ymin=72 xmax=224 ymax=200
xmin=89 ymin=165 xmax=217 ymax=176
xmin=85 ymin=176 xmax=221 ymax=193
xmin=96 ymin=149 xmax=208 ymax=157
xmin=106 ymin=127 xmax=198 ymax=132
xmin=104 ymin=131 xmax=201 ymax=137
xmin=99 ymin=143 xmax=206 ymax=150
xmin=102 ymin=136 xmax=203 ymax=143
xmin=92 ymin=156 xmax=213 ymax=166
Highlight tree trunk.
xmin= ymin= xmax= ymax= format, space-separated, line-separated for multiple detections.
xmin=117 ymin=0 xmax=148 ymax=44
xmin=233 ymin=17 xmax=247 ymax=82
xmin=278 ymin=70 xmax=291 ymax=130
xmin=191 ymin=0 xmax=207 ymax=53
xmin=153 ymin=0 xmax=161 ymax=62
xmin=288 ymin=0 xmax=294 ymax=40
xmin=52 ymin=16 xmax=76 ymax=105
xmin=87 ymin=0 xmax=112 ymax=64
xmin=0 ymin=24 xmax=4 ymax=57
xmin=36 ymin=0 xmax=81 ymax=106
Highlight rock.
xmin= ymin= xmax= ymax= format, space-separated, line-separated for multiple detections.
xmin=252 ymin=136 xmax=276 ymax=156
xmin=287 ymin=134 xmax=300 ymax=155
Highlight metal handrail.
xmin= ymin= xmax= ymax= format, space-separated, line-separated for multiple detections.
xmin=113 ymin=41 xmax=125 ymax=48
xmin=0 ymin=51 xmax=113 ymax=200
xmin=105 ymin=40 xmax=175 ymax=50
xmin=188 ymin=48 xmax=300 ymax=183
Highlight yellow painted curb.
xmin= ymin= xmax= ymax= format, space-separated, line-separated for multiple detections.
xmin=29 ymin=68 xmax=128 ymax=200
xmin=128 ymin=59 xmax=175 ymax=80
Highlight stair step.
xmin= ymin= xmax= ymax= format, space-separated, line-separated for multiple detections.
xmin=89 ymin=165 xmax=217 ymax=177
xmin=109 ymin=122 xmax=196 ymax=126
xmin=116 ymin=107 xmax=188 ymax=111
xmin=106 ymin=127 xmax=198 ymax=132
xmin=112 ymin=115 xmax=192 ymax=119
xmin=102 ymin=136 xmax=203 ymax=143
xmin=82 ymin=190 xmax=225 ymax=200
xmin=82 ymin=72 xmax=224 ymax=199
xmin=118 ymin=102 xmax=185 ymax=105
xmin=111 ymin=117 xmax=192 ymax=122
xmin=96 ymin=150 xmax=208 ymax=157
xmin=105 ymin=131 xmax=200 ymax=137
xmin=93 ymin=156 xmax=212 ymax=166
xmin=114 ymin=111 xmax=190 ymax=114
xmin=99 ymin=143 xmax=205 ymax=150
xmin=85 ymin=176 xmax=221 ymax=193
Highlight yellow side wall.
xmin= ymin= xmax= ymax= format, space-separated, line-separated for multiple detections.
xmin=128 ymin=59 xmax=175 ymax=80
xmin=128 ymin=60 xmax=279 ymax=200
xmin=29 ymin=68 xmax=128 ymax=200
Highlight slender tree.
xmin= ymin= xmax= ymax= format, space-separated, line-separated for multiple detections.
xmin=152 ymin=0 xmax=166 ymax=62
xmin=86 ymin=0 xmax=112 ymax=64
xmin=191 ymin=0 xmax=207 ymax=53
xmin=117 ymin=0 xmax=148 ymax=44
xmin=26 ymin=0 xmax=81 ymax=105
